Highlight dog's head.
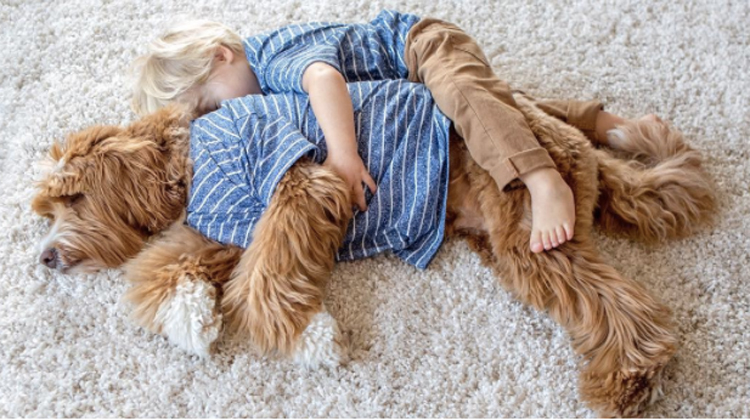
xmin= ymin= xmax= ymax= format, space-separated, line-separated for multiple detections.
xmin=32 ymin=105 xmax=192 ymax=273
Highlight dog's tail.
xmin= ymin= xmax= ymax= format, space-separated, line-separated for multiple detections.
xmin=594 ymin=120 xmax=716 ymax=243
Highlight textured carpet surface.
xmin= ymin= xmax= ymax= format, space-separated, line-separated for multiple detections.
xmin=1 ymin=0 xmax=749 ymax=417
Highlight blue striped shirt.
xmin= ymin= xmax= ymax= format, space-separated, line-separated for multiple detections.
xmin=186 ymin=80 xmax=451 ymax=269
xmin=243 ymin=10 xmax=420 ymax=94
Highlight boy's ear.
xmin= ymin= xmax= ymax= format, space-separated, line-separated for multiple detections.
xmin=214 ymin=45 xmax=234 ymax=64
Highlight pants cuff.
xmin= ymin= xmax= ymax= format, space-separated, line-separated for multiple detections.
xmin=568 ymin=100 xmax=604 ymax=144
xmin=488 ymin=147 xmax=556 ymax=190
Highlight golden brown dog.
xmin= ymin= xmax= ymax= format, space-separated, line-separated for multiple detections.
xmin=32 ymin=95 xmax=715 ymax=416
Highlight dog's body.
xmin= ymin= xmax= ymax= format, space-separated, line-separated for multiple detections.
xmin=33 ymin=93 xmax=715 ymax=416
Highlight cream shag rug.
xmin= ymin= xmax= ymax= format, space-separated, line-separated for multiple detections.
xmin=1 ymin=0 xmax=748 ymax=417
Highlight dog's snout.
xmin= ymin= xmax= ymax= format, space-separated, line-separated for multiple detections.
xmin=40 ymin=248 xmax=59 ymax=269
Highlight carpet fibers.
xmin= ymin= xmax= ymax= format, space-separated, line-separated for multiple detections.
xmin=1 ymin=0 xmax=748 ymax=417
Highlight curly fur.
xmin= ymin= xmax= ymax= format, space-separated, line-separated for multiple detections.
xmin=32 ymin=106 xmax=193 ymax=271
xmin=596 ymin=120 xmax=716 ymax=242
xmin=32 ymin=97 xmax=715 ymax=416
xmin=221 ymin=160 xmax=353 ymax=356
xmin=123 ymin=222 xmax=242 ymax=341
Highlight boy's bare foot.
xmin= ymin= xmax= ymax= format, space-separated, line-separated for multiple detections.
xmin=595 ymin=111 xmax=625 ymax=144
xmin=595 ymin=112 xmax=663 ymax=147
xmin=640 ymin=114 xmax=662 ymax=123
xmin=520 ymin=167 xmax=576 ymax=253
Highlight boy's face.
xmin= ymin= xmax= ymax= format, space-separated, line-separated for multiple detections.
xmin=188 ymin=46 xmax=260 ymax=115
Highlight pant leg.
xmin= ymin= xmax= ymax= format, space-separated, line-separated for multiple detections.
xmin=534 ymin=99 xmax=604 ymax=144
xmin=404 ymin=18 xmax=555 ymax=190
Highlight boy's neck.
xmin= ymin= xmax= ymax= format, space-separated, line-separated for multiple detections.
xmin=245 ymin=61 xmax=262 ymax=95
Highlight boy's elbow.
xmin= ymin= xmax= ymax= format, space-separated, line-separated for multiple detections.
xmin=302 ymin=63 xmax=343 ymax=92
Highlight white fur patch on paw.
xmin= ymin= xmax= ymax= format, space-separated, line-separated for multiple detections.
xmin=606 ymin=128 xmax=628 ymax=149
xmin=292 ymin=311 xmax=348 ymax=368
xmin=155 ymin=276 xmax=221 ymax=357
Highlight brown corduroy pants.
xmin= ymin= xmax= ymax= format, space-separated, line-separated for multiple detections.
xmin=404 ymin=18 xmax=603 ymax=189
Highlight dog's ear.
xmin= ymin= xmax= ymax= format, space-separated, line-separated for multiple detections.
xmin=38 ymin=125 xmax=124 ymax=198
xmin=115 ymin=105 xmax=192 ymax=234
xmin=125 ymin=103 xmax=193 ymax=149
xmin=40 ymin=157 xmax=85 ymax=198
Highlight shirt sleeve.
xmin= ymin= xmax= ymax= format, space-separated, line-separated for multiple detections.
xmin=190 ymin=109 xmax=249 ymax=192
xmin=263 ymin=43 xmax=342 ymax=94
xmin=243 ymin=115 xmax=319 ymax=205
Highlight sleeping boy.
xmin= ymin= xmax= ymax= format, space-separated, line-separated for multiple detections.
xmin=132 ymin=10 xmax=662 ymax=254
xmin=188 ymin=80 xmax=450 ymax=269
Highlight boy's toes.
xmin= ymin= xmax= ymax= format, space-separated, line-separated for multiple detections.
xmin=550 ymin=230 xmax=560 ymax=248
xmin=542 ymin=232 xmax=553 ymax=250
xmin=555 ymin=226 xmax=567 ymax=246
xmin=530 ymin=231 xmax=544 ymax=253
xmin=532 ymin=226 xmax=573 ymax=252
xmin=563 ymin=222 xmax=574 ymax=240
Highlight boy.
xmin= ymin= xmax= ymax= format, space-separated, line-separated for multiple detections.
xmin=187 ymin=80 xmax=451 ymax=269
xmin=132 ymin=11 xmax=654 ymax=254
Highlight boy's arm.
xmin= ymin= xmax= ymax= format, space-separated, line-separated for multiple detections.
xmin=302 ymin=62 xmax=376 ymax=211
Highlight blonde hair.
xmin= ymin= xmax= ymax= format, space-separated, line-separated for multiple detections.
xmin=131 ymin=19 xmax=245 ymax=116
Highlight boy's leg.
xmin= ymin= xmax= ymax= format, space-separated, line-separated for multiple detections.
xmin=404 ymin=19 xmax=575 ymax=252
xmin=533 ymin=97 xmax=663 ymax=149
xmin=405 ymin=19 xmax=555 ymax=190
xmin=533 ymin=98 xmax=604 ymax=144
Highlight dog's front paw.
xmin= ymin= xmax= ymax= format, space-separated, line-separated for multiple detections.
xmin=292 ymin=311 xmax=349 ymax=368
xmin=154 ymin=275 xmax=222 ymax=357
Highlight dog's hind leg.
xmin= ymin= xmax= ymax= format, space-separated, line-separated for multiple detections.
xmin=500 ymin=239 xmax=676 ymax=417
xmin=469 ymin=92 xmax=681 ymax=416
xmin=481 ymin=220 xmax=678 ymax=416
xmin=123 ymin=223 xmax=242 ymax=357
xmin=595 ymin=120 xmax=716 ymax=242
xmin=221 ymin=161 xmax=353 ymax=368
xmin=450 ymin=146 xmax=677 ymax=416
xmin=469 ymin=213 xmax=678 ymax=415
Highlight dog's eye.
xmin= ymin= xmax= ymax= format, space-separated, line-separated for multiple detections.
xmin=64 ymin=193 xmax=85 ymax=208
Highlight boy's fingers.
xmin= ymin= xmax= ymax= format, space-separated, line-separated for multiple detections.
xmin=354 ymin=184 xmax=367 ymax=211
xmin=363 ymin=171 xmax=377 ymax=193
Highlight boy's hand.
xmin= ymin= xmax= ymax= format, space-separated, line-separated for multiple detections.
xmin=325 ymin=150 xmax=377 ymax=211
xmin=303 ymin=62 xmax=377 ymax=211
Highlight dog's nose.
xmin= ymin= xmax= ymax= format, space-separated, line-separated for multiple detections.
xmin=40 ymin=248 xmax=58 ymax=269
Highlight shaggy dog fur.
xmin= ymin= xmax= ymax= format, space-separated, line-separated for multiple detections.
xmin=32 ymin=95 xmax=715 ymax=416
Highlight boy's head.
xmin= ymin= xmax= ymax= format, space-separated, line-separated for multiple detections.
xmin=132 ymin=19 xmax=255 ymax=116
